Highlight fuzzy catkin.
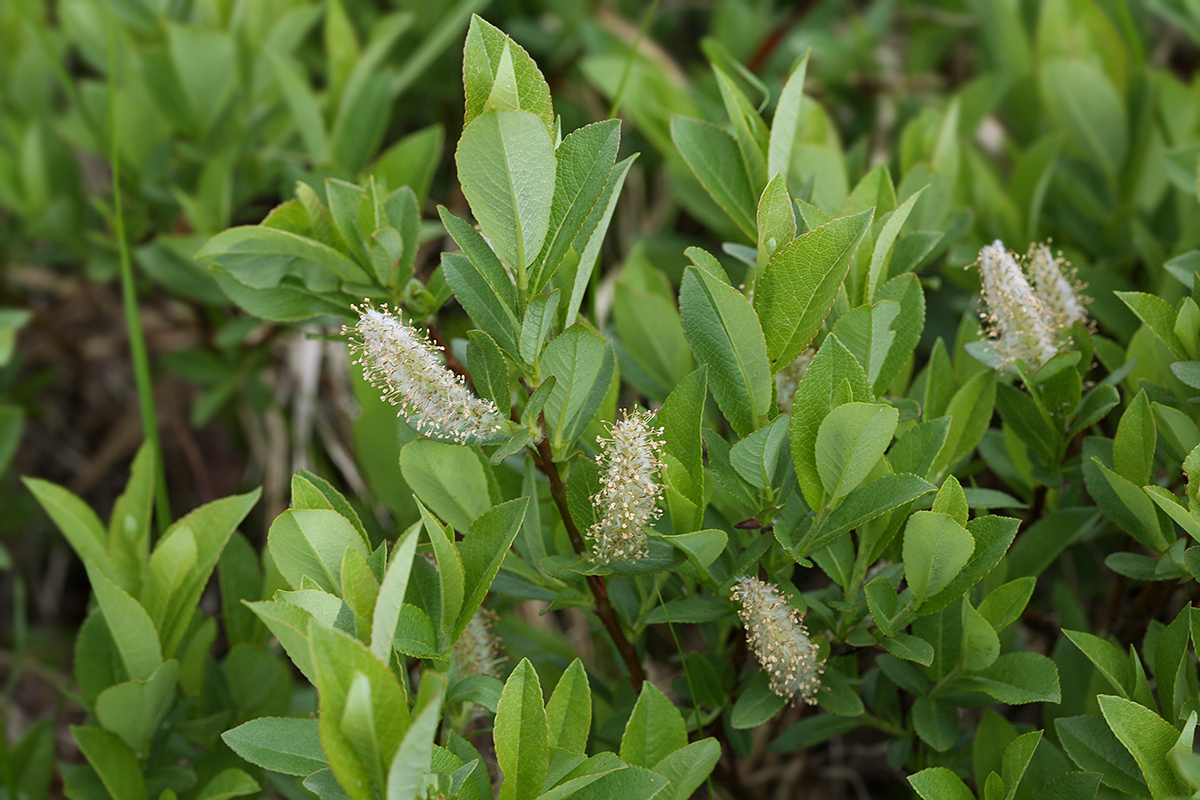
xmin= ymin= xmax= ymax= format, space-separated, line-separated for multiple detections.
xmin=453 ymin=609 xmax=504 ymax=678
xmin=977 ymin=241 xmax=1058 ymax=369
xmin=346 ymin=303 xmax=506 ymax=444
xmin=588 ymin=411 xmax=665 ymax=563
xmin=731 ymin=577 xmax=823 ymax=703
xmin=1026 ymin=242 xmax=1089 ymax=333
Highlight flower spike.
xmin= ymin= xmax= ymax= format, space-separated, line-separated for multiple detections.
xmin=588 ymin=410 xmax=665 ymax=564
xmin=346 ymin=302 xmax=507 ymax=444
xmin=731 ymin=577 xmax=823 ymax=703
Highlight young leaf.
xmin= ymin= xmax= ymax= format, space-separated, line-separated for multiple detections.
xmin=267 ymin=509 xmax=370 ymax=595
xmin=672 ymin=117 xmax=758 ymax=239
xmin=814 ymin=402 xmax=899 ymax=505
xmin=545 ymin=659 xmax=591 ymax=755
xmin=495 ymin=659 xmax=549 ymax=800
xmin=1098 ymin=695 xmax=1189 ymax=799
xmin=621 ymin=682 xmax=687 ymax=769
xmin=679 ymin=261 xmax=771 ymax=436
xmin=754 ymin=210 xmax=873 ymax=371
xmin=463 ymin=15 xmax=553 ymax=132
xmin=903 ymin=511 xmax=975 ymax=607
xmin=222 ymin=717 xmax=328 ymax=776
xmin=456 ymin=109 xmax=557 ymax=275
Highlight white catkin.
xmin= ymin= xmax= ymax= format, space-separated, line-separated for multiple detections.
xmin=588 ymin=410 xmax=665 ymax=564
xmin=977 ymin=240 xmax=1058 ymax=370
xmin=731 ymin=577 xmax=823 ymax=703
xmin=776 ymin=348 xmax=816 ymax=413
xmin=453 ymin=609 xmax=504 ymax=679
xmin=1025 ymin=242 xmax=1089 ymax=333
xmin=345 ymin=303 xmax=507 ymax=444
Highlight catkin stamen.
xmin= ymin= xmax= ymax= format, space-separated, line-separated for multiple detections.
xmin=731 ymin=577 xmax=824 ymax=703
xmin=345 ymin=302 xmax=507 ymax=444
xmin=588 ymin=410 xmax=665 ymax=563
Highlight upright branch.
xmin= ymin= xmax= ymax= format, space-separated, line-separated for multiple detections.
xmin=532 ymin=433 xmax=646 ymax=691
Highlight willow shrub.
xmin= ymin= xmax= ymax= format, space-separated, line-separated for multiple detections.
xmin=28 ymin=14 xmax=1200 ymax=800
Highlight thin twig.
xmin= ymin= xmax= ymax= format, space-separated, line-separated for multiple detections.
xmin=532 ymin=433 xmax=647 ymax=691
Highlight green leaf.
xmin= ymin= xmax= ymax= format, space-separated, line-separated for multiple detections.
xmin=731 ymin=671 xmax=787 ymax=729
xmin=439 ymin=207 xmax=521 ymax=349
xmin=456 ymin=109 xmax=556 ymax=273
xmin=1034 ymin=772 xmax=1101 ymax=800
xmin=789 ymin=335 xmax=873 ymax=509
xmin=658 ymin=366 xmax=707 ymax=526
xmin=730 ymin=414 xmax=790 ymax=490
xmin=672 ymin=116 xmax=757 ymax=239
xmin=864 ymin=187 xmax=925 ymax=303
xmin=613 ymin=283 xmax=694 ymax=402
xmin=961 ymin=600 xmax=1000 ymax=671
xmin=72 ymin=727 xmax=148 ymax=800
xmin=756 ymin=173 xmax=796 ymax=267
xmin=371 ymin=524 xmax=420 ymax=662
xmin=679 ymin=261 xmax=771 ymax=436
xmin=659 ymin=530 xmax=728 ymax=578
xmin=954 ymin=652 xmax=1061 ymax=705
xmin=520 ymin=290 xmax=559 ymax=365
xmin=533 ymin=119 xmax=621 ymax=292
xmin=463 ymin=15 xmax=553 ymax=132
xmin=815 ymin=402 xmax=899 ymax=505
xmin=386 ymin=672 xmax=446 ymax=800
xmin=197 ymin=225 xmax=367 ymax=287
xmin=145 ymin=490 xmax=261 ymax=657
xmin=399 ymin=439 xmax=493 ymax=533
xmin=908 ymin=767 xmax=974 ymax=800
xmin=712 ymin=64 xmax=768 ymax=192
xmin=542 ymin=325 xmax=614 ymax=456
xmin=1062 ymin=629 xmax=1131 ymax=697
xmin=882 ymin=632 xmax=935 ymax=666
xmin=24 ymin=477 xmax=115 ymax=588
xmin=621 ymin=682 xmax=687 ymax=769
xmin=245 ymin=600 xmax=319 ymax=683
xmin=495 ymin=659 xmax=548 ymax=800
xmin=1117 ymin=292 xmax=1187 ymax=360
xmin=1039 ymin=58 xmax=1127 ymax=178
xmin=912 ymin=696 xmax=958 ymax=752
xmin=977 ymin=578 xmax=1036 ymax=633
xmin=792 ymin=473 xmax=935 ymax=557
xmin=924 ymin=515 xmax=1020 ymax=613
xmin=536 ymin=760 xmax=668 ymax=800
xmin=652 ymin=739 xmax=721 ymax=800
xmin=754 ymin=210 xmax=873 ymax=371
xmin=467 ymin=330 xmax=512 ymax=415
xmin=107 ymin=443 xmax=155 ymax=593
xmin=903 ymin=511 xmax=975 ymax=607
xmin=95 ymin=660 xmax=179 ymax=755
xmin=194 ymin=769 xmax=260 ymax=800
xmin=1114 ymin=390 xmax=1156 ymax=486
xmin=268 ymin=509 xmax=370 ymax=595
xmin=829 ymin=301 xmax=900 ymax=388
xmin=456 ymin=498 xmax=526 ymax=637
xmin=1098 ymin=694 xmax=1188 ymax=799
xmin=767 ymin=51 xmax=810 ymax=182
xmin=310 ymin=622 xmax=410 ymax=800
xmin=1057 ymin=715 xmax=1149 ymax=797
xmin=222 ymin=717 xmax=328 ymax=776
xmin=931 ymin=371 xmax=996 ymax=479
xmin=1001 ymin=730 xmax=1041 ymax=799
xmin=545 ymin=660 xmax=591 ymax=755
xmin=90 ymin=568 xmax=162 ymax=682
xmin=865 ymin=576 xmax=899 ymax=637
xmin=266 ymin=50 xmax=327 ymax=163
xmin=417 ymin=501 xmax=465 ymax=639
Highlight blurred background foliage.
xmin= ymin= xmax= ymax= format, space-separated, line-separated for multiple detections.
xmin=6 ymin=0 xmax=1200 ymax=796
